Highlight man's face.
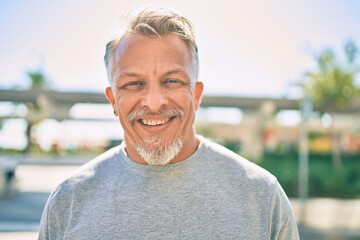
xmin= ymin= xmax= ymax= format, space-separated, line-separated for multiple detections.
xmin=105 ymin=34 xmax=203 ymax=165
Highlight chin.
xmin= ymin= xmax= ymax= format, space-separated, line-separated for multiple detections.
xmin=135 ymin=137 xmax=183 ymax=166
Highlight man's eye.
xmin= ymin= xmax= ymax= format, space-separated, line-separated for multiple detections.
xmin=163 ymin=79 xmax=185 ymax=88
xmin=121 ymin=81 xmax=145 ymax=90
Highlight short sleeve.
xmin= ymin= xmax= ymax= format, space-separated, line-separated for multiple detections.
xmin=269 ymin=181 xmax=300 ymax=240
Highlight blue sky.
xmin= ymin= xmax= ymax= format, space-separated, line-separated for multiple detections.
xmin=1 ymin=0 xmax=360 ymax=97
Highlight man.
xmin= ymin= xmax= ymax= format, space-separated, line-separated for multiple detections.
xmin=39 ymin=8 xmax=299 ymax=239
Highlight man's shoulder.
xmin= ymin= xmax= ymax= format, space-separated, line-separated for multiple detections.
xmin=48 ymin=145 xmax=123 ymax=202
xmin=202 ymin=138 xmax=277 ymax=185
xmin=74 ymin=145 xmax=123 ymax=175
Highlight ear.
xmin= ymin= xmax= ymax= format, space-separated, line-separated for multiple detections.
xmin=194 ymin=81 xmax=204 ymax=110
xmin=105 ymin=87 xmax=116 ymax=108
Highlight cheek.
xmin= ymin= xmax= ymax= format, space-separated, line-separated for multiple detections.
xmin=115 ymin=96 xmax=134 ymax=124
xmin=172 ymin=92 xmax=197 ymax=121
xmin=172 ymin=88 xmax=195 ymax=105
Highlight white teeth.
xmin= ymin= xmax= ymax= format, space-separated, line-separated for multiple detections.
xmin=141 ymin=118 xmax=170 ymax=126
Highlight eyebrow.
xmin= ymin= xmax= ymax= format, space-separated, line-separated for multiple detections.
xmin=157 ymin=67 xmax=190 ymax=81
xmin=117 ymin=71 xmax=142 ymax=78
xmin=163 ymin=68 xmax=188 ymax=76
xmin=117 ymin=67 xmax=188 ymax=79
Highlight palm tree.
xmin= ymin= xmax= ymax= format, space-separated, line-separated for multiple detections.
xmin=24 ymin=70 xmax=51 ymax=153
xmin=27 ymin=70 xmax=50 ymax=89
xmin=303 ymin=40 xmax=360 ymax=170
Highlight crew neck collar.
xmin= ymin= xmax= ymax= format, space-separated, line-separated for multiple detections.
xmin=119 ymin=136 xmax=206 ymax=174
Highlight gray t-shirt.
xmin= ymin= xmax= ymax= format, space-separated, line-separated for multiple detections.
xmin=38 ymin=137 xmax=299 ymax=240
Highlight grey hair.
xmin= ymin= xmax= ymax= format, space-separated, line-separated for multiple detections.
xmin=104 ymin=8 xmax=199 ymax=87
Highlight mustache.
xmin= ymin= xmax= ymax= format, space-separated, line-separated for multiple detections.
xmin=128 ymin=107 xmax=185 ymax=125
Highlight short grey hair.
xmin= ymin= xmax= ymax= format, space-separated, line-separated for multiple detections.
xmin=104 ymin=8 xmax=199 ymax=87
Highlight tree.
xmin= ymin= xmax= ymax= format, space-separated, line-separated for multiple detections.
xmin=303 ymin=40 xmax=360 ymax=170
xmin=24 ymin=70 xmax=51 ymax=153
xmin=27 ymin=70 xmax=50 ymax=89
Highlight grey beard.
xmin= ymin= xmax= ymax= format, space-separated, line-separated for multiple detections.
xmin=135 ymin=137 xmax=183 ymax=166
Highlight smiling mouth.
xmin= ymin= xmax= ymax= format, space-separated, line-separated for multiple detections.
xmin=139 ymin=116 xmax=176 ymax=126
xmin=129 ymin=107 xmax=184 ymax=126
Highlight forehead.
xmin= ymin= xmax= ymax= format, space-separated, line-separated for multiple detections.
xmin=114 ymin=34 xmax=192 ymax=74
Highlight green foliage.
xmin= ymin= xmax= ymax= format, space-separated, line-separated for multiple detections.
xmin=26 ymin=70 xmax=50 ymax=89
xmin=259 ymin=152 xmax=299 ymax=197
xmin=258 ymin=152 xmax=360 ymax=198
xmin=222 ymin=140 xmax=241 ymax=154
xmin=300 ymin=40 xmax=360 ymax=170
xmin=304 ymin=40 xmax=360 ymax=112
xmin=308 ymin=154 xmax=360 ymax=198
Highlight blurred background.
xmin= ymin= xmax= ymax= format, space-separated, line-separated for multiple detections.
xmin=1 ymin=0 xmax=360 ymax=239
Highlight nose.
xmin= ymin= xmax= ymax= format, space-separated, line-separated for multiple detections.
xmin=141 ymin=83 xmax=168 ymax=112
